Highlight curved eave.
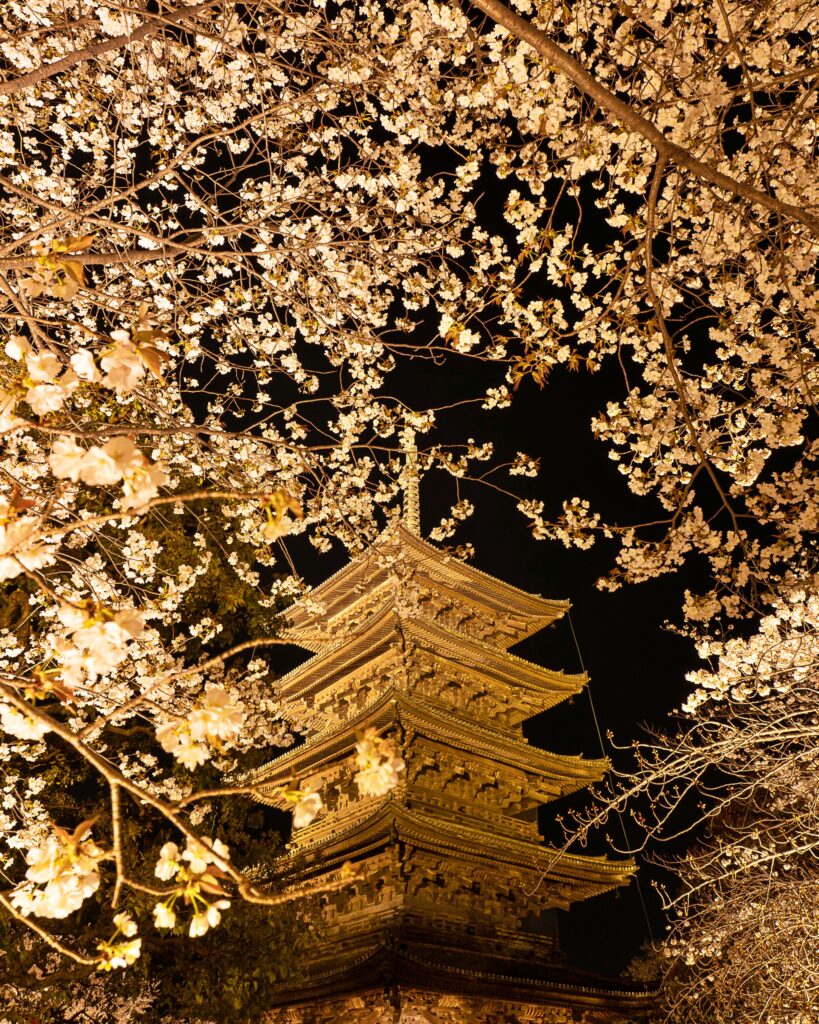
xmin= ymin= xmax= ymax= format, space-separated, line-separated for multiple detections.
xmin=249 ymin=687 xmax=605 ymax=793
xmin=275 ymin=603 xmax=586 ymax=705
xmin=273 ymin=800 xmax=634 ymax=895
xmin=282 ymin=579 xmax=555 ymax=655
xmin=263 ymin=945 xmax=656 ymax=1015
xmin=283 ymin=523 xmax=568 ymax=645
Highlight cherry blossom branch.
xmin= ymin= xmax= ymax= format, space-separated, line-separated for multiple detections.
xmin=0 ymin=2 xmax=219 ymax=99
xmin=0 ymin=108 xmax=288 ymax=255
xmin=116 ymin=876 xmax=177 ymax=897
xmin=77 ymin=694 xmax=161 ymax=741
xmin=14 ymin=562 xmax=85 ymax=608
xmin=643 ymin=157 xmax=744 ymax=544
xmin=0 ymin=684 xmax=352 ymax=925
xmin=666 ymin=837 xmax=819 ymax=904
xmin=109 ymin=783 xmax=124 ymax=909
xmin=570 ymin=704 xmax=819 ymax=854
xmin=0 ymin=246 xmax=198 ymax=270
xmin=34 ymin=489 xmax=293 ymax=542
xmin=175 ymin=782 xmax=291 ymax=808
xmin=153 ymin=636 xmax=312 ymax=683
xmin=468 ymin=0 xmax=819 ymax=235
xmin=235 ymin=868 xmax=362 ymax=907
xmin=76 ymin=637 xmax=320 ymax=742
xmin=0 ymin=272 xmax=62 ymax=355
xmin=0 ymin=686 xmax=241 ymax=873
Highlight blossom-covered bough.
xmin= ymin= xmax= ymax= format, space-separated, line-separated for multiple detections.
xmin=0 ymin=0 xmax=817 ymax=1017
xmin=575 ymin=588 xmax=819 ymax=1022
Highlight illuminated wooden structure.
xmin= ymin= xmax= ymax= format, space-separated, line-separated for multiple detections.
xmin=252 ymin=519 xmax=651 ymax=1022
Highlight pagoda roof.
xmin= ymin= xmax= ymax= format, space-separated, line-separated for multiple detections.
xmin=263 ymin=945 xmax=656 ymax=1017
xmin=250 ymin=687 xmax=605 ymax=799
xmin=283 ymin=523 xmax=568 ymax=650
xmin=275 ymin=602 xmax=586 ymax=713
xmin=272 ymin=800 xmax=633 ymax=906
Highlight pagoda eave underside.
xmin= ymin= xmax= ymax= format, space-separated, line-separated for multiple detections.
xmin=273 ymin=609 xmax=587 ymax=711
xmin=268 ymin=804 xmax=634 ymax=904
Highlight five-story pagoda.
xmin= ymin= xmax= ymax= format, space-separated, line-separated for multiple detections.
xmin=250 ymin=499 xmax=650 ymax=1022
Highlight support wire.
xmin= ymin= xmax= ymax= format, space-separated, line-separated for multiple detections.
xmin=567 ymin=609 xmax=656 ymax=942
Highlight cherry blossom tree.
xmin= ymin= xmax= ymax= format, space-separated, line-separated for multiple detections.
xmin=0 ymin=0 xmax=817 ymax=1016
xmin=0 ymin=0 xmax=510 ymax=985
xmin=579 ymin=585 xmax=819 ymax=1021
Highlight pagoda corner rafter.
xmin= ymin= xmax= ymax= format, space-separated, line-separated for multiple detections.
xmin=253 ymin=523 xmax=651 ymax=1024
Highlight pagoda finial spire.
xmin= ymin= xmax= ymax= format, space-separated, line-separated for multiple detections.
xmin=401 ymin=428 xmax=420 ymax=535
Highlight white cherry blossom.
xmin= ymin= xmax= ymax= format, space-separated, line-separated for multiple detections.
xmin=189 ymin=900 xmax=230 ymax=938
xmin=97 ymin=937 xmax=142 ymax=971
xmin=25 ymin=352 xmax=62 ymax=383
xmin=113 ymin=911 xmax=138 ymax=938
xmin=292 ymin=790 xmax=323 ymax=829
xmin=156 ymin=687 xmax=244 ymax=768
xmin=11 ymin=828 xmax=105 ymax=919
xmin=181 ymin=837 xmax=229 ymax=875
xmin=0 ymin=510 xmax=56 ymax=581
xmin=156 ymin=722 xmax=210 ymax=769
xmin=74 ymin=444 xmax=122 ymax=486
xmin=153 ymin=902 xmax=177 ymax=929
xmin=4 ymin=336 xmax=29 ymax=361
xmin=154 ymin=842 xmax=182 ymax=881
xmin=100 ymin=338 xmax=145 ymax=394
xmin=187 ymin=686 xmax=245 ymax=744
xmin=26 ymin=381 xmax=71 ymax=416
xmin=0 ymin=703 xmax=50 ymax=741
xmin=48 ymin=436 xmax=87 ymax=481
xmin=69 ymin=348 xmax=101 ymax=382
xmin=119 ymin=460 xmax=169 ymax=510
xmin=354 ymin=729 xmax=406 ymax=798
